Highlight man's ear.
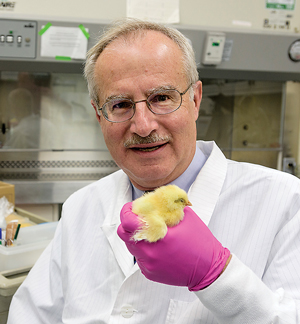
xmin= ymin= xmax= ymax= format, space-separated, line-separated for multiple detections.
xmin=193 ymin=81 xmax=202 ymax=121
xmin=91 ymin=100 xmax=101 ymax=123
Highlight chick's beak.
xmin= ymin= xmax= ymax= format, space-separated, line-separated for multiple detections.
xmin=186 ymin=200 xmax=192 ymax=206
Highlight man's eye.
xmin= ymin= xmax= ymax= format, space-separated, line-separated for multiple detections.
xmin=151 ymin=94 xmax=171 ymax=103
xmin=111 ymin=100 xmax=132 ymax=111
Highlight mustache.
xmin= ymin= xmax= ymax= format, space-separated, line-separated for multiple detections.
xmin=124 ymin=133 xmax=171 ymax=148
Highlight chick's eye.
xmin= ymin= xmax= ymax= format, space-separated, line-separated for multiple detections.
xmin=174 ymin=197 xmax=186 ymax=204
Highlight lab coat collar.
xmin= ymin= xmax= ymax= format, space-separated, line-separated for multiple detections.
xmin=188 ymin=141 xmax=227 ymax=226
xmin=101 ymin=173 xmax=135 ymax=277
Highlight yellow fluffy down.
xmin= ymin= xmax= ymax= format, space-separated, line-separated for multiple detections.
xmin=132 ymin=185 xmax=192 ymax=242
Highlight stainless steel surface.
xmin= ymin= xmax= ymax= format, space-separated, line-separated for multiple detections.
xmin=11 ymin=180 xmax=96 ymax=204
xmin=0 ymin=150 xmax=119 ymax=204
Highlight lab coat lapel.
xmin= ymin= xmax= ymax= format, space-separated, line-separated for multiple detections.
xmin=188 ymin=141 xmax=227 ymax=226
xmin=101 ymin=174 xmax=135 ymax=277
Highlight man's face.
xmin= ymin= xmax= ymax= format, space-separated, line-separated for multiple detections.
xmin=93 ymin=31 xmax=202 ymax=191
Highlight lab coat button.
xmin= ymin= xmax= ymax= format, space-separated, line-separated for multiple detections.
xmin=121 ymin=304 xmax=136 ymax=318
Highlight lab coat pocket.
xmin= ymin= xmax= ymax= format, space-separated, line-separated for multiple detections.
xmin=165 ymin=298 xmax=217 ymax=324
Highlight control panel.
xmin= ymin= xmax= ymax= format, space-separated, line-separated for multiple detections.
xmin=0 ymin=19 xmax=37 ymax=59
xmin=202 ymin=32 xmax=226 ymax=65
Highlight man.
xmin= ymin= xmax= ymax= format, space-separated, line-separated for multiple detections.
xmin=8 ymin=19 xmax=300 ymax=323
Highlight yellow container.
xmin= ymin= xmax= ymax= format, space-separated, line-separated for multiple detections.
xmin=0 ymin=182 xmax=15 ymax=205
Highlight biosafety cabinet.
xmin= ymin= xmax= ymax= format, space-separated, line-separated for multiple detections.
xmin=0 ymin=18 xmax=300 ymax=208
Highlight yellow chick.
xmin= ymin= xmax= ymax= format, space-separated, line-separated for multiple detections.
xmin=132 ymin=185 xmax=192 ymax=242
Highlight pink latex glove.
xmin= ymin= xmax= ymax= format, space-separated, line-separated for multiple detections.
xmin=117 ymin=202 xmax=231 ymax=291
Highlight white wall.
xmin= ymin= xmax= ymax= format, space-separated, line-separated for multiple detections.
xmin=0 ymin=0 xmax=299 ymax=33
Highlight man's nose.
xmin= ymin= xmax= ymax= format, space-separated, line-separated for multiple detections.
xmin=129 ymin=100 xmax=158 ymax=137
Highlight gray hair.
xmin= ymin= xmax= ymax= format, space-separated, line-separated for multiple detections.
xmin=84 ymin=18 xmax=199 ymax=106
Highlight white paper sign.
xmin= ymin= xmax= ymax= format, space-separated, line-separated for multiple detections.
xmin=41 ymin=26 xmax=88 ymax=60
xmin=127 ymin=0 xmax=180 ymax=23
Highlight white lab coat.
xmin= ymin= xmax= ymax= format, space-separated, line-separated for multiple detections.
xmin=7 ymin=141 xmax=300 ymax=323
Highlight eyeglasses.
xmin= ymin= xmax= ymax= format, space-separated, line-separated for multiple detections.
xmin=97 ymin=83 xmax=193 ymax=123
